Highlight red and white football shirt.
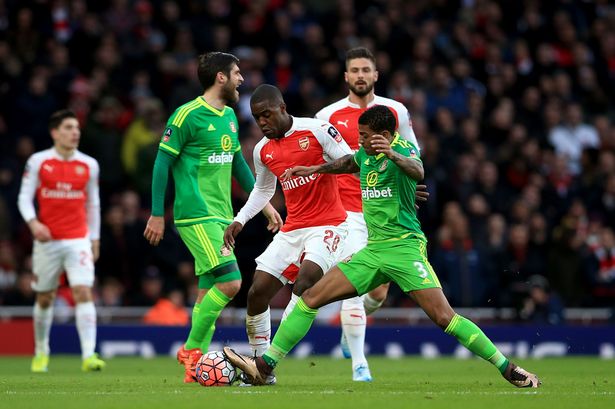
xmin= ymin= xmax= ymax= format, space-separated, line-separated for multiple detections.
xmin=18 ymin=148 xmax=100 ymax=240
xmin=235 ymin=117 xmax=351 ymax=232
xmin=315 ymin=95 xmax=419 ymax=212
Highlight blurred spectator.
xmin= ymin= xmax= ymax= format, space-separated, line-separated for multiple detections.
xmin=131 ymin=266 xmax=164 ymax=307
xmin=121 ymin=98 xmax=165 ymax=193
xmin=548 ymin=102 xmax=600 ymax=174
xmin=584 ymin=227 xmax=615 ymax=306
xmin=432 ymin=210 xmax=492 ymax=307
xmin=143 ymin=289 xmax=189 ymax=326
xmin=97 ymin=277 xmax=125 ymax=307
xmin=3 ymin=271 xmax=35 ymax=306
xmin=519 ymin=275 xmax=565 ymax=325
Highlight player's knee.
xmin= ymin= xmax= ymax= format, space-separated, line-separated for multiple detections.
xmin=216 ymin=279 xmax=241 ymax=298
xmin=36 ymin=292 xmax=55 ymax=309
xmin=293 ymin=275 xmax=319 ymax=296
xmin=71 ymin=286 xmax=93 ymax=303
xmin=369 ymin=283 xmax=389 ymax=302
xmin=301 ymin=288 xmax=318 ymax=309
xmin=433 ymin=309 xmax=455 ymax=330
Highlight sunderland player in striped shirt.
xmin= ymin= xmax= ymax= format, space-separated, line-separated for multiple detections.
xmin=143 ymin=52 xmax=282 ymax=383
xmin=315 ymin=47 xmax=426 ymax=378
xmin=18 ymin=109 xmax=105 ymax=373
xmin=225 ymin=105 xmax=541 ymax=389
xmin=222 ymin=84 xmax=353 ymax=385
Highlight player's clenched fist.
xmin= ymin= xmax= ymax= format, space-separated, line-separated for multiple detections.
xmin=144 ymin=215 xmax=165 ymax=246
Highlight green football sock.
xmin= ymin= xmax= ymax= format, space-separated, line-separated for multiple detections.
xmin=201 ymin=324 xmax=215 ymax=353
xmin=262 ymin=298 xmax=318 ymax=368
xmin=445 ymin=314 xmax=509 ymax=374
xmin=185 ymin=287 xmax=231 ymax=350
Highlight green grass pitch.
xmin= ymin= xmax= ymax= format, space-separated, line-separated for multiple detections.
xmin=0 ymin=356 xmax=613 ymax=409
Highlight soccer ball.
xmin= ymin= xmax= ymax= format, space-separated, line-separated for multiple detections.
xmin=194 ymin=351 xmax=237 ymax=386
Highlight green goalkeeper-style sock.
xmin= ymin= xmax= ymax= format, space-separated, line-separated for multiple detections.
xmin=445 ymin=314 xmax=509 ymax=374
xmin=184 ymin=287 xmax=231 ymax=350
xmin=262 ymin=298 xmax=318 ymax=369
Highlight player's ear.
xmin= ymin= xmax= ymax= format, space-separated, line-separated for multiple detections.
xmin=344 ymin=71 xmax=349 ymax=83
xmin=374 ymin=69 xmax=379 ymax=82
xmin=217 ymin=71 xmax=227 ymax=84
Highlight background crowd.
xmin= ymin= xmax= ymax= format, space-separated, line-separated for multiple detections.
xmin=0 ymin=0 xmax=614 ymax=324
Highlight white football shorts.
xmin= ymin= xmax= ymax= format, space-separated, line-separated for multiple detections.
xmin=31 ymin=238 xmax=94 ymax=292
xmin=256 ymin=223 xmax=348 ymax=284
xmin=339 ymin=211 xmax=368 ymax=259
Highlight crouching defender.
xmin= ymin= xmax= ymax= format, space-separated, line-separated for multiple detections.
xmin=224 ymin=105 xmax=541 ymax=388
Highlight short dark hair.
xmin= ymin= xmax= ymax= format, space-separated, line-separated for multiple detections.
xmin=250 ymin=84 xmax=284 ymax=105
xmin=48 ymin=109 xmax=77 ymax=131
xmin=197 ymin=52 xmax=239 ymax=90
xmin=345 ymin=47 xmax=376 ymax=69
xmin=358 ymin=105 xmax=396 ymax=135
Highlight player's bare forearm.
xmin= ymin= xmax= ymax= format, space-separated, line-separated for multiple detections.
xmin=316 ymin=154 xmax=359 ymax=174
xmin=389 ymin=151 xmax=424 ymax=181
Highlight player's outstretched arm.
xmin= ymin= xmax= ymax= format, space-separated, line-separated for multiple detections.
xmin=372 ymin=135 xmax=424 ymax=181
xmin=315 ymin=154 xmax=359 ymax=174
xmin=282 ymin=154 xmax=359 ymax=181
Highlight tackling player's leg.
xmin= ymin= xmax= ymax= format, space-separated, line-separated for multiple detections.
xmin=224 ymin=266 xmax=358 ymax=385
xmin=411 ymin=287 xmax=540 ymax=387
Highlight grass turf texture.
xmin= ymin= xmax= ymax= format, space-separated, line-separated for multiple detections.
xmin=0 ymin=356 xmax=613 ymax=409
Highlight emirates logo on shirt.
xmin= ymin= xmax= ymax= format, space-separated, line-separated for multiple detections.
xmin=299 ymin=136 xmax=310 ymax=151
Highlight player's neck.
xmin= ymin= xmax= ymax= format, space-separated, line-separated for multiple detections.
xmin=201 ymin=89 xmax=226 ymax=111
xmin=348 ymin=92 xmax=375 ymax=109
xmin=278 ymin=115 xmax=293 ymax=137
xmin=54 ymin=145 xmax=75 ymax=159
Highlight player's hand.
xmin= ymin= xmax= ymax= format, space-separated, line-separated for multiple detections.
xmin=370 ymin=134 xmax=394 ymax=157
xmin=91 ymin=239 xmax=100 ymax=262
xmin=144 ymin=215 xmax=165 ymax=246
xmin=223 ymin=221 xmax=243 ymax=249
xmin=28 ymin=219 xmax=52 ymax=242
xmin=262 ymin=203 xmax=283 ymax=233
xmin=281 ymin=166 xmax=319 ymax=181
xmin=415 ymin=184 xmax=429 ymax=209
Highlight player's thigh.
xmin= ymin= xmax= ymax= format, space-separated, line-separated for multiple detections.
xmin=337 ymin=245 xmax=388 ymax=296
xmin=255 ymin=230 xmax=306 ymax=285
xmin=32 ymin=240 xmax=65 ymax=292
xmin=381 ymin=237 xmax=441 ymax=293
xmin=339 ymin=212 xmax=367 ymax=259
xmin=302 ymin=266 xmax=359 ymax=309
xmin=177 ymin=222 xmax=237 ymax=276
xmin=63 ymin=238 xmax=95 ymax=288
xmin=302 ymin=223 xmax=349 ymax=275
